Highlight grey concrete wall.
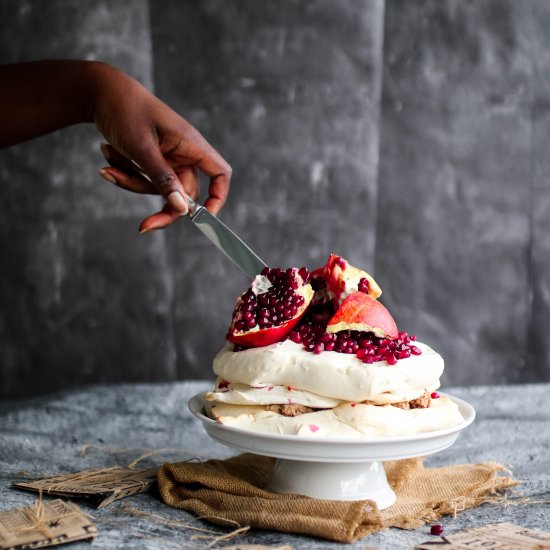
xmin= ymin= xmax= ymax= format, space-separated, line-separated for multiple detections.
xmin=376 ymin=0 xmax=550 ymax=386
xmin=0 ymin=0 xmax=178 ymax=397
xmin=0 ymin=0 xmax=548 ymax=398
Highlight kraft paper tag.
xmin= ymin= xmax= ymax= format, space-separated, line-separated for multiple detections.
xmin=13 ymin=466 xmax=158 ymax=508
xmin=416 ymin=522 xmax=550 ymax=549
xmin=0 ymin=499 xmax=96 ymax=549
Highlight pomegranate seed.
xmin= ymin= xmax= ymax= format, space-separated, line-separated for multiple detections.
xmin=410 ymin=345 xmax=422 ymax=355
xmin=324 ymin=342 xmax=335 ymax=351
xmin=335 ymin=257 xmax=346 ymax=269
xmin=385 ymin=352 xmax=397 ymax=365
xmin=314 ymin=342 xmax=324 ymax=354
xmin=431 ymin=392 xmax=440 ymax=399
xmin=430 ymin=524 xmax=444 ymax=536
xmin=358 ymin=337 xmax=371 ymax=348
xmin=298 ymin=266 xmax=310 ymax=283
xmin=311 ymin=276 xmax=326 ymax=290
xmin=358 ymin=277 xmax=370 ymax=293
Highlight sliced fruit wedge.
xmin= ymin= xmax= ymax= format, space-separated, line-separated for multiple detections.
xmin=312 ymin=254 xmax=382 ymax=307
xmin=326 ymin=291 xmax=398 ymax=339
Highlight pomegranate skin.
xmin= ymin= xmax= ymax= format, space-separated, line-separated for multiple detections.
xmin=326 ymin=291 xmax=399 ymax=339
xmin=228 ymin=308 xmax=309 ymax=347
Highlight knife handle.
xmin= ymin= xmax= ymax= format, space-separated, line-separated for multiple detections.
xmin=183 ymin=192 xmax=200 ymax=217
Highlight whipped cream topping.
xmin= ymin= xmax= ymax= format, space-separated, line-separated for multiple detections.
xmin=213 ymin=340 xmax=443 ymax=403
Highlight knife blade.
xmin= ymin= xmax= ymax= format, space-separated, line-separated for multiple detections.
xmin=184 ymin=193 xmax=267 ymax=279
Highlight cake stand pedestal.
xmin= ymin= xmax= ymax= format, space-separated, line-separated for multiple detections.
xmin=189 ymin=393 xmax=475 ymax=510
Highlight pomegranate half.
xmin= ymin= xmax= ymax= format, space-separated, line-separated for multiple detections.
xmin=227 ymin=267 xmax=314 ymax=348
xmin=326 ymin=291 xmax=399 ymax=339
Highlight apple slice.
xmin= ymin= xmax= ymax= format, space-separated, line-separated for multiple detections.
xmin=326 ymin=291 xmax=398 ymax=338
xmin=311 ymin=254 xmax=382 ymax=308
xmin=227 ymin=267 xmax=314 ymax=348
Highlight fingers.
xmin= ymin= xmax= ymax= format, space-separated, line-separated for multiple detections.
xmin=99 ymin=166 xmax=157 ymax=194
xmin=130 ymin=140 xmax=190 ymax=215
xmin=101 ymin=143 xmax=139 ymax=174
xmin=193 ymin=142 xmax=232 ymax=215
xmin=138 ymin=202 xmax=182 ymax=233
xmin=99 ymin=143 xmax=157 ymax=194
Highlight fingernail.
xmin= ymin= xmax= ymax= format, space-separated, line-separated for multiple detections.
xmin=100 ymin=143 xmax=110 ymax=160
xmin=139 ymin=226 xmax=154 ymax=234
xmin=99 ymin=168 xmax=117 ymax=184
xmin=168 ymin=191 xmax=188 ymax=215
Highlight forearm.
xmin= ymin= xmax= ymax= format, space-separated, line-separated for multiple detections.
xmin=0 ymin=60 xmax=114 ymax=147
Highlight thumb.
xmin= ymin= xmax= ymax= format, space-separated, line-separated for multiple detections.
xmin=135 ymin=145 xmax=188 ymax=215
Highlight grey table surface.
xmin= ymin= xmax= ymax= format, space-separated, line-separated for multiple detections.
xmin=0 ymin=382 xmax=549 ymax=549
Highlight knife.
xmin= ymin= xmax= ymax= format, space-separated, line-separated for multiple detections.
xmin=183 ymin=193 xmax=267 ymax=279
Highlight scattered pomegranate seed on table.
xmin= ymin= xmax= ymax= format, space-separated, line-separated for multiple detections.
xmin=430 ymin=524 xmax=444 ymax=535
xmin=431 ymin=392 xmax=440 ymax=399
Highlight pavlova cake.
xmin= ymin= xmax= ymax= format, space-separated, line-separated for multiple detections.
xmin=205 ymin=255 xmax=464 ymax=438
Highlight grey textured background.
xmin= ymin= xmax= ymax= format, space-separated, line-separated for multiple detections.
xmin=0 ymin=0 xmax=548 ymax=398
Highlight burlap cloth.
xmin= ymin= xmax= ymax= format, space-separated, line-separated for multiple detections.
xmin=157 ymin=453 xmax=519 ymax=543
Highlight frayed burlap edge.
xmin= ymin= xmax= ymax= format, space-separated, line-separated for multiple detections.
xmin=381 ymin=461 xmax=521 ymax=530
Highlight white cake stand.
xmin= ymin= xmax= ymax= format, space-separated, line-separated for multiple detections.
xmin=188 ymin=393 xmax=475 ymax=510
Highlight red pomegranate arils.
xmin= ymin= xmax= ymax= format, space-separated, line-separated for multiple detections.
xmin=358 ymin=277 xmax=370 ymax=293
xmin=285 ymin=312 xmax=422 ymax=366
xmin=431 ymin=392 xmax=440 ymax=399
xmin=430 ymin=524 xmax=444 ymax=536
xmin=335 ymin=257 xmax=346 ymax=269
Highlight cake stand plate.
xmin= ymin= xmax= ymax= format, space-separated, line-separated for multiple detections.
xmin=189 ymin=393 xmax=475 ymax=509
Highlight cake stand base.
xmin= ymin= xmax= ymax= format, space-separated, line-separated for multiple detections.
xmin=268 ymin=458 xmax=396 ymax=508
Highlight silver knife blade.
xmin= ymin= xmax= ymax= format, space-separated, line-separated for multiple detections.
xmin=184 ymin=193 xmax=267 ymax=279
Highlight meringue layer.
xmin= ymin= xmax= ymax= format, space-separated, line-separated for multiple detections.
xmin=207 ymin=396 xmax=463 ymax=438
xmin=213 ymin=339 xmax=443 ymax=404
xmin=207 ymin=339 xmax=465 ymax=438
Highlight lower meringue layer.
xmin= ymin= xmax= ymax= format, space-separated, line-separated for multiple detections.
xmin=206 ymin=396 xmax=464 ymax=438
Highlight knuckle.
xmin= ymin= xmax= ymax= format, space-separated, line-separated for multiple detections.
xmin=155 ymin=170 xmax=178 ymax=193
